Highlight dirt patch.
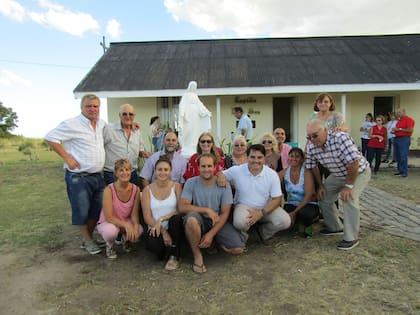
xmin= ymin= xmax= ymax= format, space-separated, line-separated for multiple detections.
xmin=1 ymin=226 xmax=419 ymax=315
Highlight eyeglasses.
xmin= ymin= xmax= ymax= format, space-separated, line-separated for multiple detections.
xmin=200 ymin=139 xmax=213 ymax=144
xmin=122 ymin=112 xmax=135 ymax=116
xmin=262 ymin=140 xmax=273 ymax=144
xmin=234 ymin=144 xmax=246 ymax=147
xmin=306 ymin=132 xmax=319 ymax=140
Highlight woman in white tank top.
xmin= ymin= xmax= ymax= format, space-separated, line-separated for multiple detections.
xmin=141 ymin=157 xmax=183 ymax=270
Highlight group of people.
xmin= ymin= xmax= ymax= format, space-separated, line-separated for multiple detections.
xmin=360 ymin=109 xmax=415 ymax=176
xmin=45 ymin=92 xmax=415 ymax=274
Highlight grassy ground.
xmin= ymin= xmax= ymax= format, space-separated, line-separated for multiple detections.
xmin=0 ymin=142 xmax=419 ymax=314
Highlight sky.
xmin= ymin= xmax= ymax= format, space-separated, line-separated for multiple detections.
xmin=1 ymin=0 xmax=419 ymax=138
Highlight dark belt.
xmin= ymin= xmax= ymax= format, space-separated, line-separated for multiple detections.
xmin=66 ymin=170 xmax=102 ymax=177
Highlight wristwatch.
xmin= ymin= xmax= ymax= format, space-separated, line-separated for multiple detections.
xmin=344 ymin=184 xmax=354 ymax=189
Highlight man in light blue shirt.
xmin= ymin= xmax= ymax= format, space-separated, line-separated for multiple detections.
xmin=233 ymin=106 xmax=253 ymax=141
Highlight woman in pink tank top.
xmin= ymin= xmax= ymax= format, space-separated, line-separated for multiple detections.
xmin=97 ymin=159 xmax=143 ymax=259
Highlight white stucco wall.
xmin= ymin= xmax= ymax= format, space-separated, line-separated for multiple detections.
xmin=106 ymin=90 xmax=420 ymax=152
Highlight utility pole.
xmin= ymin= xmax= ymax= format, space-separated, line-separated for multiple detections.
xmin=100 ymin=36 xmax=108 ymax=54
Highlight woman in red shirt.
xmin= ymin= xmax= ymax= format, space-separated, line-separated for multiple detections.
xmin=367 ymin=114 xmax=387 ymax=174
xmin=183 ymin=132 xmax=224 ymax=180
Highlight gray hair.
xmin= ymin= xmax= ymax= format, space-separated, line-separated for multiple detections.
xmin=307 ymin=119 xmax=327 ymax=131
xmin=80 ymin=94 xmax=100 ymax=109
xmin=119 ymin=103 xmax=134 ymax=114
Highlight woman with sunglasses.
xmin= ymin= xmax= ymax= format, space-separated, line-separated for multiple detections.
xmin=224 ymin=135 xmax=248 ymax=169
xmin=260 ymin=133 xmax=282 ymax=171
xmin=183 ymin=132 xmax=225 ymax=180
xmin=367 ymin=114 xmax=387 ymax=174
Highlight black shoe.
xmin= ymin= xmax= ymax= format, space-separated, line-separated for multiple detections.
xmin=320 ymin=229 xmax=344 ymax=236
xmin=393 ymin=173 xmax=401 ymax=176
xmin=337 ymin=239 xmax=359 ymax=250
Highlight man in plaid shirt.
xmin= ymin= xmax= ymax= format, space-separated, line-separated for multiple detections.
xmin=305 ymin=119 xmax=371 ymax=250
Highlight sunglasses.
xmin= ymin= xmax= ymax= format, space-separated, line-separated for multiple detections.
xmin=122 ymin=112 xmax=135 ymax=116
xmin=306 ymin=132 xmax=319 ymax=140
xmin=262 ymin=140 xmax=273 ymax=144
xmin=234 ymin=144 xmax=246 ymax=147
xmin=200 ymin=139 xmax=213 ymax=144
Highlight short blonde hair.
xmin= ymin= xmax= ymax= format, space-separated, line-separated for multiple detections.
xmin=114 ymin=159 xmax=131 ymax=172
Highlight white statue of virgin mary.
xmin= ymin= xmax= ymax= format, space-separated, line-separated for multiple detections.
xmin=178 ymin=81 xmax=212 ymax=158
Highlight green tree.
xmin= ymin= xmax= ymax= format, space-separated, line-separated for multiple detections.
xmin=0 ymin=101 xmax=19 ymax=137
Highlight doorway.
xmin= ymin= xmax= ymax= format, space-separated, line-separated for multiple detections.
xmin=374 ymin=96 xmax=394 ymax=117
xmin=273 ymin=97 xmax=294 ymax=142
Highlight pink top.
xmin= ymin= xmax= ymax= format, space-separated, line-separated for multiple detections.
xmin=98 ymin=183 xmax=137 ymax=223
xmin=279 ymin=143 xmax=292 ymax=168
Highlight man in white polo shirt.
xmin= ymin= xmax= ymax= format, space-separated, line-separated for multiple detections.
xmin=223 ymin=144 xmax=291 ymax=243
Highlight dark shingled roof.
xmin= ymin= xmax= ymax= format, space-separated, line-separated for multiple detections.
xmin=74 ymin=34 xmax=420 ymax=93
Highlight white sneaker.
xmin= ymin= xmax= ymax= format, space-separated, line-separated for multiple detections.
xmin=106 ymin=245 xmax=117 ymax=259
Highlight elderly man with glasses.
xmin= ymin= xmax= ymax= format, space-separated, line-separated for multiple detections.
xmin=103 ymin=103 xmax=150 ymax=187
xmin=305 ymin=119 xmax=371 ymax=250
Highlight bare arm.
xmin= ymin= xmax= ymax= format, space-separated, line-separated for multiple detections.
xmin=179 ymin=198 xmax=220 ymax=225
xmin=261 ymin=196 xmax=282 ymax=215
xmin=340 ymin=160 xmax=359 ymax=202
xmin=45 ymin=140 xmax=79 ymax=170
xmin=140 ymin=177 xmax=150 ymax=190
xmin=294 ymin=170 xmax=316 ymax=213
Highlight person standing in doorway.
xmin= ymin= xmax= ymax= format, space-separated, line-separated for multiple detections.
xmin=274 ymin=127 xmax=292 ymax=168
xmin=233 ymin=106 xmax=253 ymax=141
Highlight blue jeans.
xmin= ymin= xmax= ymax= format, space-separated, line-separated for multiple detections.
xmin=384 ymin=138 xmax=395 ymax=161
xmin=394 ymin=136 xmax=411 ymax=176
xmin=103 ymin=170 xmax=140 ymax=186
xmin=65 ymin=171 xmax=105 ymax=225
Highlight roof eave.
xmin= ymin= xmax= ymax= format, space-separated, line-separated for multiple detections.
xmin=73 ymin=82 xmax=420 ymax=99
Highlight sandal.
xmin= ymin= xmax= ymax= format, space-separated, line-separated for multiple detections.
xmin=192 ymin=263 xmax=207 ymax=274
xmin=164 ymin=256 xmax=179 ymax=271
